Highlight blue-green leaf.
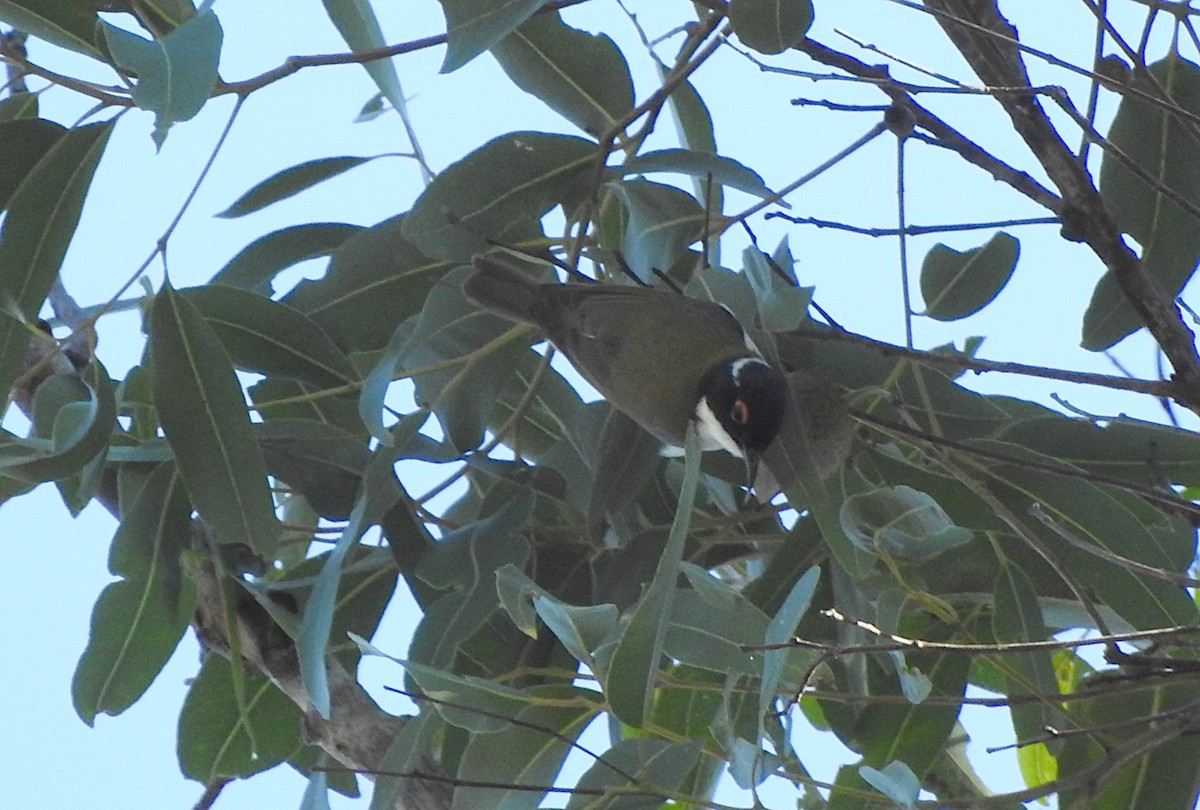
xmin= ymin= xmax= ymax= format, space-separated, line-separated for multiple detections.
xmin=606 ymin=178 xmax=705 ymax=282
xmin=101 ymin=9 xmax=222 ymax=147
xmin=920 ymin=232 xmax=1019 ymax=321
xmin=728 ymin=0 xmax=814 ymax=55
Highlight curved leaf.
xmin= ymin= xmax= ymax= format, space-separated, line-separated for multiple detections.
xmin=402 ymin=131 xmax=594 ymax=260
xmin=607 ymin=429 xmax=702 ymax=727
xmin=210 ymin=222 xmax=362 ymax=293
xmin=492 ymin=10 xmax=634 ymax=136
xmin=438 ymin=0 xmax=548 ymax=73
xmin=1091 ymin=52 xmax=1200 ymax=349
xmin=101 ymin=9 xmax=222 ymax=147
xmin=0 ymin=119 xmax=112 ymax=317
xmin=3 ymin=361 xmax=116 ymax=482
xmin=150 ymin=283 xmax=279 ymax=554
xmin=840 ymin=485 xmax=973 ymax=562
xmin=72 ymin=462 xmax=194 ymax=724
xmin=177 ymin=655 xmax=302 ymax=781
xmin=728 ymin=0 xmax=814 ymax=55
xmin=217 ymin=156 xmax=374 ymax=218
xmin=920 ymin=232 xmax=1019 ymax=321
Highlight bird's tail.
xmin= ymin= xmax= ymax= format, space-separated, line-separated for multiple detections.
xmin=462 ymin=255 xmax=542 ymax=324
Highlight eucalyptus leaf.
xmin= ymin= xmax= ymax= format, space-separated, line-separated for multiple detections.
xmin=920 ymin=232 xmax=1019 ymax=321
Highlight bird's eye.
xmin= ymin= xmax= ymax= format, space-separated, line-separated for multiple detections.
xmin=730 ymin=400 xmax=750 ymax=425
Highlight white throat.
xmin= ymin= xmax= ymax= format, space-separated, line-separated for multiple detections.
xmin=692 ymin=396 xmax=744 ymax=458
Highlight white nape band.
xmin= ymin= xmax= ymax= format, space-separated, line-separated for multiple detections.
xmin=729 ymin=356 xmax=768 ymax=382
xmin=692 ymin=397 xmax=745 ymax=458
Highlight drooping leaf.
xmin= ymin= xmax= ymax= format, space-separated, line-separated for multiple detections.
xmin=728 ymin=0 xmax=814 ymax=55
xmin=256 ymin=419 xmax=370 ymax=520
xmin=297 ymin=438 xmax=411 ymax=718
xmin=759 ymin=567 xmax=820 ymax=744
xmin=920 ymin=232 xmax=1019 ymax=321
xmin=0 ymin=0 xmax=104 ymax=58
xmin=491 ymin=10 xmax=634 ymax=136
xmin=606 ymin=178 xmax=705 ymax=282
xmin=402 ymin=131 xmax=594 ymax=260
xmin=859 ymin=761 xmax=920 ymax=809
xmin=101 ymin=9 xmax=223 ymax=147
xmin=149 ymin=282 xmax=279 ymax=555
xmin=72 ymin=462 xmax=194 ymax=724
xmin=1091 ymin=52 xmax=1200 ymax=349
xmin=437 ymin=0 xmax=548 ymax=73
xmin=320 ymin=0 xmax=429 ymax=182
xmin=216 ymin=156 xmax=374 ymax=218
xmin=0 ymin=120 xmax=112 ymax=397
xmin=607 ymin=428 xmax=702 ymax=728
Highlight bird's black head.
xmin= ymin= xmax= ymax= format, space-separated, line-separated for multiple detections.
xmin=694 ymin=357 xmax=786 ymax=460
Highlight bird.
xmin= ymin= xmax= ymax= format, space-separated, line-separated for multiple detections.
xmin=462 ymin=255 xmax=787 ymax=480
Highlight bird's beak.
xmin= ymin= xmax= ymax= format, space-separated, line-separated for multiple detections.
xmin=741 ymin=447 xmax=760 ymax=495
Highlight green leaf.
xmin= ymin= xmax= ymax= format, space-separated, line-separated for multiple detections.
xmin=408 ymin=493 xmax=533 ymax=669
xmin=1091 ymin=52 xmax=1200 ymax=349
xmin=840 ymin=485 xmax=974 ymax=562
xmin=367 ymin=711 xmax=442 ymax=810
xmin=210 ymin=222 xmax=362 ymax=294
xmin=177 ymin=655 xmax=302 ymax=781
xmin=216 ymin=156 xmax=374 ymax=218
xmin=399 ymin=658 xmax=531 ymax=733
xmin=453 ymin=684 xmax=600 ymax=810
xmin=741 ymin=243 xmax=814 ymax=331
xmin=256 ymin=419 xmax=370 ymax=520
xmin=72 ymin=462 xmax=194 ymax=724
xmin=101 ymin=10 xmax=222 ymax=147
xmin=607 ymin=428 xmax=702 ymax=728
xmin=0 ymin=118 xmax=65 ymax=211
xmin=588 ymin=407 xmax=660 ymax=528
xmin=976 ymin=438 xmax=1197 ymax=629
xmin=283 ymin=214 xmax=455 ymax=351
xmin=437 ymin=0 xmax=548 ymax=73
xmin=920 ymin=232 xmax=1019 ymax=321
xmin=728 ymin=0 xmax=814 ymax=55
xmin=0 ymin=0 xmax=103 ymax=58
xmin=3 ymin=361 xmax=115 ymax=483
xmin=617 ymin=148 xmax=777 ymax=201
xmin=0 ymin=91 xmax=39 ymax=122
xmin=402 ymin=131 xmax=594 ymax=260
xmin=566 ymin=738 xmax=704 ymax=810
xmin=993 ymin=562 xmax=1059 ymax=755
xmin=182 ymin=285 xmax=360 ymax=389
xmin=664 ymin=589 xmax=771 ymax=676
xmin=606 ymin=178 xmax=705 ymax=282
xmin=1058 ymin=677 xmax=1200 ymax=810
xmin=0 ymin=120 xmax=112 ymax=396
xmin=149 ymin=283 xmax=279 ymax=555
xmin=491 ymin=10 xmax=634 ymax=136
